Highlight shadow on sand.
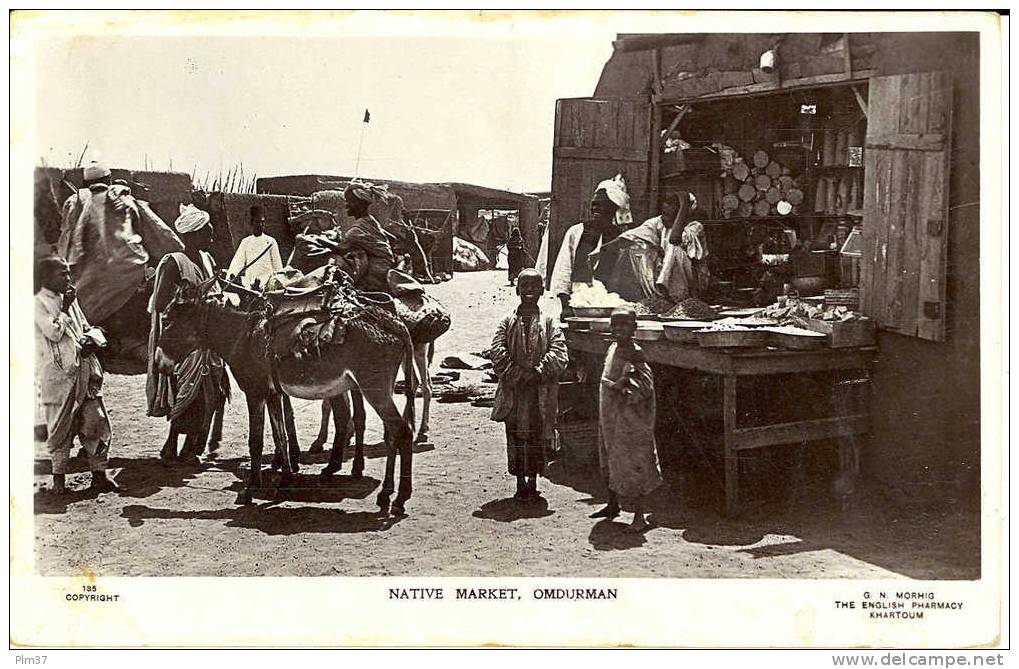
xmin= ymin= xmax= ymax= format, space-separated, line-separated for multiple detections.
xmin=296 ymin=440 xmax=435 ymax=468
xmin=473 ymin=496 xmax=555 ymax=522
xmin=120 ymin=502 xmax=403 ymax=535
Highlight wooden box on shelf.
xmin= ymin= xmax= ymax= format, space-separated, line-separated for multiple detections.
xmin=798 ymin=317 xmax=876 ymax=348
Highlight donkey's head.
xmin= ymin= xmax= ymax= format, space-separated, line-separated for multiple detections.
xmin=157 ymin=279 xmax=215 ymax=363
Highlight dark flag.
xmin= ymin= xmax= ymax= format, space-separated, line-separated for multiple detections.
xmin=363 ymin=109 xmax=370 ymax=123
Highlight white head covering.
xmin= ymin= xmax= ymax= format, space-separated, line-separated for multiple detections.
xmin=594 ymin=173 xmax=632 ymax=227
xmin=83 ymin=162 xmax=111 ymax=182
xmin=174 ymin=203 xmax=210 ymax=234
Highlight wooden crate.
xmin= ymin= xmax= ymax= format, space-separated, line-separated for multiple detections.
xmin=800 ymin=317 xmax=876 ymax=348
xmin=824 ymin=288 xmax=861 ymax=309
xmin=556 ymin=420 xmax=601 ymax=469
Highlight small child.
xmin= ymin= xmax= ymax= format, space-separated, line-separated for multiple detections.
xmin=490 ymin=269 xmax=569 ymax=499
xmin=591 ymin=306 xmax=663 ymax=531
xmin=35 ymin=256 xmax=116 ymax=494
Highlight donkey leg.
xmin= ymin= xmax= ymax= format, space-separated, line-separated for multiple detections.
xmin=238 ymin=396 xmax=266 ymax=505
xmin=390 ymin=412 xmax=415 ymax=514
xmin=351 ymin=388 xmax=366 ymax=479
xmin=322 ymin=394 xmax=351 ymax=477
xmin=362 ymin=385 xmax=407 ymax=514
xmin=414 ymin=344 xmax=432 ymax=443
xmin=309 ymin=400 xmax=331 ymax=453
xmin=266 ymin=394 xmax=293 ymax=499
xmin=281 ymin=394 xmax=301 ymax=474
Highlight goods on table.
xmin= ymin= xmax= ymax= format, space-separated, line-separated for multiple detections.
xmin=636 ymin=293 xmax=675 ymax=315
xmin=571 ymin=280 xmax=627 ymax=308
xmin=759 ymin=300 xmax=875 ymax=347
xmin=564 ymin=317 xmax=591 ymax=331
xmin=694 ymin=326 xmax=770 ymax=348
xmin=761 ymin=300 xmax=861 ymax=323
xmin=660 ymin=297 xmax=720 ymax=321
xmin=662 ymin=320 xmax=714 ymax=343
xmin=713 ymin=315 xmax=778 ymax=327
xmin=764 ymin=325 xmax=827 ymax=350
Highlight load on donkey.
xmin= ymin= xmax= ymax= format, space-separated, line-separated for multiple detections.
xmin=289 ymin=181 xmax=452 ymax=454
xmin=159 ymin=261 xmax=421 ymax=514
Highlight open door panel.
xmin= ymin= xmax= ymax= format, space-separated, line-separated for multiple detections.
xmin=860 ymin=71 xmax=952 ymax=342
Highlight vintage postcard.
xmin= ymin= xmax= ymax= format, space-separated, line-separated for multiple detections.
xmin=8 ymin=9 xmax=1007 ymax=649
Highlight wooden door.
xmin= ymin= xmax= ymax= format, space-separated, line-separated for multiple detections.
xmin=860 ymin=71 xmax=953 ymax=342
xmin=547 ymin=97 xmax=651 ymax=286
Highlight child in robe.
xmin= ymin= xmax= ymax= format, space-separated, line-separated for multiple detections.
xmin=490 ymin=269 xmax=569 ymax=499
xmin=592 ymin=306 xmax=663 ymax=531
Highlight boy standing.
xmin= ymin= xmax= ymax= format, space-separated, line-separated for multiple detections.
xmin=490 ymin=269 xmax=568 ymax=499
xmin=592 ymin=306 xmax=663 ymax=531
xmin=35 ymin=256 xmax=116 ymax=494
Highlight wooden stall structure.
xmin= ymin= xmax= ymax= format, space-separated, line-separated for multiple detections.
xmin=553 ymin=32 xmax=980 ymax=510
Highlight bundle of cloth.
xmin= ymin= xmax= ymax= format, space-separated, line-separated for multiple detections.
xmin=260 ymin=265 xmax=408 ymax=361
xmin=58 ymin=164 xmax=184 ymax=324
xmin=453 ymin=236 xmax=489 ymax=271
xmin=277 ymin=233 xmax=450 ymax=346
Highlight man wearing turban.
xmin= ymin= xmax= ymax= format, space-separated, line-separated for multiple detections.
xmin=546 ymin=174 xmax=631 ymax=317
xmin=333 ymin=181 xmax=398 ymax=293
xmin=145 ymin=203 xmax=230 ymax=465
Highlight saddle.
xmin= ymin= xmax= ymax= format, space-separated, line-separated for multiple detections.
xmin=261 ymin=265 xmax=403 ymax=360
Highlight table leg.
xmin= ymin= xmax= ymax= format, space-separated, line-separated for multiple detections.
xmin=723 ymin=374 xmax=738 ymax=516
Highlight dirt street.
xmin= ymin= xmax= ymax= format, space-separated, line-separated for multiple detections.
xmin=34 ymin=271 xmax=977 ymax=578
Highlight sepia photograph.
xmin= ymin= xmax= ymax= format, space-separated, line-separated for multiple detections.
xmin=9 ymin=8 xmax=1006 ymax=650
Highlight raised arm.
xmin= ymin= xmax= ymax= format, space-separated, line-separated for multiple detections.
xmin=35 ymin=297 xmax=71 ymax=343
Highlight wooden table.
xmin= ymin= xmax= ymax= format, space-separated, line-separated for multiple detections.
xmin=564 ymin=329 xmax=877 ymax=515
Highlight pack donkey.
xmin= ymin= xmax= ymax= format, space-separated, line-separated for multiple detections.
xmin=158 ymin=275 xmax=418 ymax=514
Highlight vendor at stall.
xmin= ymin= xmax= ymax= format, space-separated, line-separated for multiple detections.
xmin=669 ymin=192 xmax=710 ymax=299
xmin=591 ymin=190 xmax=702 ymax=304
xmin=547 ymin=175 xmax=631 ymax=317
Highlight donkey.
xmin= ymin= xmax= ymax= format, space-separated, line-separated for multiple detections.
xmin=158 ymin=284 xmax=418 ymax=514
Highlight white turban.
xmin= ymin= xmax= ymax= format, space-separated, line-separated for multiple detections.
xmin=174 ymin=203 xmax=210 ymax=234
xmin=595 ymin=174 xmax=632 ymax=227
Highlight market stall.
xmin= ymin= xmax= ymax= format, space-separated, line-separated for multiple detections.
xmin=562 ymin=312 xmax=875 ymax=514
xmin=559 ymin=281 xmax=877 ymax=514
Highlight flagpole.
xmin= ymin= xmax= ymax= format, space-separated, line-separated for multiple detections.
xmin=353 ymin=109 xmax=369 ymax=179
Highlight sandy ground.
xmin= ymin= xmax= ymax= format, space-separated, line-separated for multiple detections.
xmin=34 ymin=270 xmax=978 ymax=578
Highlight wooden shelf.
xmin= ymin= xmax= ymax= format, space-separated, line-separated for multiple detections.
xmin=812 ymin=165 xmax=864 ymax=172
xmin=702 ymin=215 xmax=861 ymax=224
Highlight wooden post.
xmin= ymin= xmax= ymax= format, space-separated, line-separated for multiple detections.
xmin=650 ymin=102 xmax=662 ymax=216
xmin=842 ymin=33 xmax=853 ymax=80
xmin=723 ymin=374 xmax=739 ymax=515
